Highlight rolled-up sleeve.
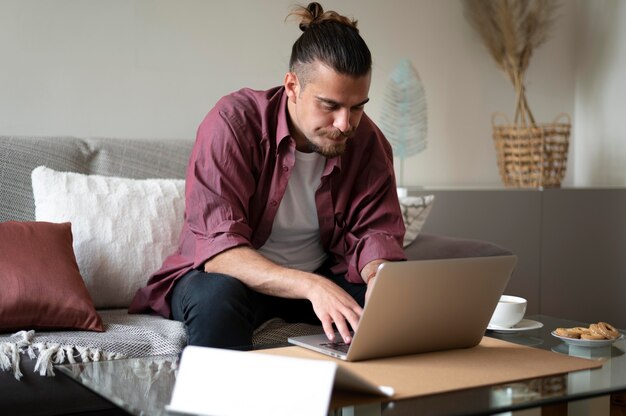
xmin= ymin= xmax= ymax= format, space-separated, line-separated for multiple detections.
xmin=344 ymin=232 xmax=406 ymax=283
xmin=185 ymin=109 xmax=257 ymax=269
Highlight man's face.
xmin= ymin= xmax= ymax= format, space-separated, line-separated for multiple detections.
xmin=284 ymin=62 xmax=371 ymax=158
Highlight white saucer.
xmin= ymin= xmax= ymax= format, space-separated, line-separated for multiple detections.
xmin=551 ymin=332 xmax=624 ymax=348
xmin=487 ymin=319 xmax=543 ymax=333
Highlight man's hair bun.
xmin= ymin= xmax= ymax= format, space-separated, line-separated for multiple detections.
xmin=299 ymin=2 xmax=324 ymax=31
xmin=289 ymin=2 xmax=358 ymax=33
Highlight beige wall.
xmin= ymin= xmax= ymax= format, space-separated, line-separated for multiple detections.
xmin=0 ymin=0 xmax=606 ymax=187
xmin=574 ymin=0 xmax=626 ymax=187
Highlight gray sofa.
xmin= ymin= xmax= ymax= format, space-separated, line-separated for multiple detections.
xmin=0 ymin=135 xmax=511 ymax=415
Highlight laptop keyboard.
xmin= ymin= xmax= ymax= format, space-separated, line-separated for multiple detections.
xmin=320 ymin=341 xmax=350 ymax=353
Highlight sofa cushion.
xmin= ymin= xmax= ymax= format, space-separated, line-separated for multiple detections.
xmin=404 ymin=233 xmax=512 ymax=260
xmin=0 ymin=136 xmax=91 ymax=222
xmin=32 ymin=166 xmax=185 ymax=309
xmin=0 ymin=221 xmax=103 ymax=332
xmin=0 ymin=136 xmax=193 ymax=224
xmin=84 ymin=137 xmax=193 ymax=179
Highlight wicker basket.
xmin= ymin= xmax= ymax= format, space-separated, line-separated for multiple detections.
xmin=492 ymin=113 xmax=571 ymax=188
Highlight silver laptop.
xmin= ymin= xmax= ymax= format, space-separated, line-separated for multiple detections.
xmin=288 ymin=255 xmax=517 ymax=361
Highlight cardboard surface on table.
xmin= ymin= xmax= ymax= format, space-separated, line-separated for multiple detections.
xmin=256 ymin=337 xmax=603 ymax=408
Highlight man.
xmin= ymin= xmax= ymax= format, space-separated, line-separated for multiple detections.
xmin=129 ymin=2 xmax=406 ymax=348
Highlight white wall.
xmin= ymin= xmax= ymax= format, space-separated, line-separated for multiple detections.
xmin=0 ymin=0 xmax=584 ymax=187
xmin=573 ymin=0 xmax=626 ymax=187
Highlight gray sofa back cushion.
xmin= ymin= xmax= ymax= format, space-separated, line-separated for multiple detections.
xmin=0 ymin=136 xmax=194 ymax=222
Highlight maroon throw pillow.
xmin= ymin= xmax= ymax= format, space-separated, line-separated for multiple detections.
xmin=0 ymin=221 xmax=103 ymax=332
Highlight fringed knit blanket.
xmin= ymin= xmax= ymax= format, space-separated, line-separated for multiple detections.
xmin=1 ymin=310 xmax=324 ymax=381
xmin=0 ymin=309 xmax=187 ymax=380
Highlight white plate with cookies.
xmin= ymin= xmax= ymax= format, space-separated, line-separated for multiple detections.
xmin=552 ymin=322 xmax=624 ymax=348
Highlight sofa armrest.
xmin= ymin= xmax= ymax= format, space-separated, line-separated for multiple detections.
xmin=404 ymin=233 xmax=512 ymax=260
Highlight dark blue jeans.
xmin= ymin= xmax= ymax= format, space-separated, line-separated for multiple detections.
xmin=170 ymin=262 xmax=366 ymax=348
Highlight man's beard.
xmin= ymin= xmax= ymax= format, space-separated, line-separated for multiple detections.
xmin=307 ymin=129 xmax=355 ymax=158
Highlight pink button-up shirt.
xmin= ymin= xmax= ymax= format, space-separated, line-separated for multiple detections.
xmin=129 ymin=86 xmax=406 ymax=318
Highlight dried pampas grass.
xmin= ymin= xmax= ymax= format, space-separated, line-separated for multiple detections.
xmin=462 ymin=0 xmax=558 ymax=126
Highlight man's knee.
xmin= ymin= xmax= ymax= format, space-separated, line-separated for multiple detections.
xmin=173 ymin=270 xmax=249 ymax=319
xmin=172 ymin=270 xmax=257 ymax=347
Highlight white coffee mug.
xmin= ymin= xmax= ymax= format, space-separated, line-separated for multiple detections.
xmin=489 ymin=295 xmax=527 ymax=328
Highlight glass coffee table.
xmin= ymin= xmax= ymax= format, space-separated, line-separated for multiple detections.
xmin=57 ymin=315 xmax=626 ymax=415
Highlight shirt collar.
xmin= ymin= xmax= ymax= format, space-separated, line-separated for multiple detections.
xmin=323 ymin=154 xmax=342 ymax=176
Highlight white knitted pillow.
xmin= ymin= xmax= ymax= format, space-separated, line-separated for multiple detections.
xmin=31 ymin=166 xmax=185 ymax=309
xmin=399 ymin=195 xmax=435 ymax=247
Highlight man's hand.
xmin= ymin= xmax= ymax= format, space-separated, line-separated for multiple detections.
xmin=361 ymin=259 xmax=386 ymax=304
xmin=305 ymin=275 xmax=363 ymax=344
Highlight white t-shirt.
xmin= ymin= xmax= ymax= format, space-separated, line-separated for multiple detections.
xmin=258 ymin=150 xmax=328 ymax=272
